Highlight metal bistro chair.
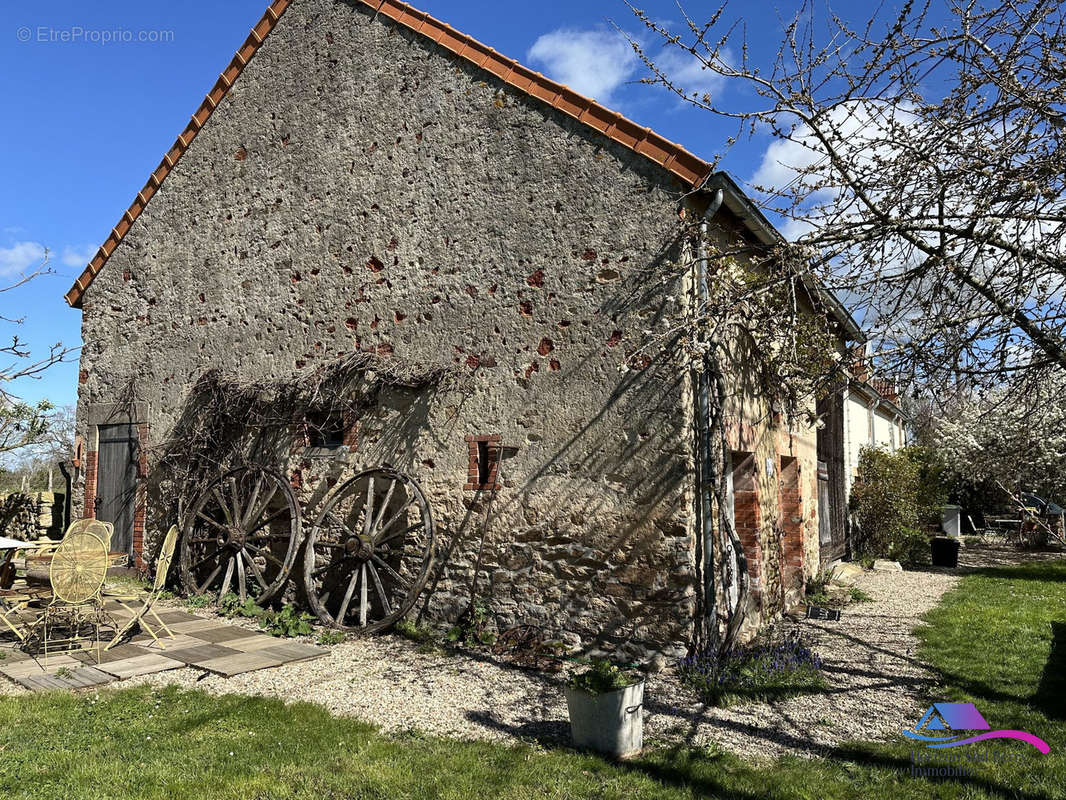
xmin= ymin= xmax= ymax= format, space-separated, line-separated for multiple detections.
xmin=105 ymin=526 xmax=179 ymax=650
xmin=26 ymin=530 xmax=111 ymax=665
xmin=23 ymin=519 xmax=115 ymax=582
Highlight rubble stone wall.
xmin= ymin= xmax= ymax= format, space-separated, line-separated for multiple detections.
xmin=74 ymin=0 xmax=707 ymax=660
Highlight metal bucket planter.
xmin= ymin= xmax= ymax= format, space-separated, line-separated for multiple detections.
xmin=563 ymin=678 xmax=644 ymax=759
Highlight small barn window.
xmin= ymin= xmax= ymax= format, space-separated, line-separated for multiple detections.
xmin=306 ymin=411 xmax=348 ymax=451
xmin=465 ymin=434 xmax=501 ymax=490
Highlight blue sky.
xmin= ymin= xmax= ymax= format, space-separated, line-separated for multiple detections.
xmin=0 ymin=0 xmax=890 ymax=409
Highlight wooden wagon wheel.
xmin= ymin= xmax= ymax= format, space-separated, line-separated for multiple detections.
xmin=303 ymin=467 xmax=434 ymax=633
xmin=180 ymin=466 xmax=301 ymax=603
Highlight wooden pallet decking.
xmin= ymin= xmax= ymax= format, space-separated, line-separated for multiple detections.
xmin=0 ymin=608 xmax=327 ymax=691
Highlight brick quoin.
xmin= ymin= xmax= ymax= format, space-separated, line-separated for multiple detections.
xmin=134 ymin=422 xmax=149 ymax=569
xmin=465 ymin=434 xmax=501 ymax=490
xmin=83 ymin=451 xmax=99 ymax=520
xmin=730 ymin=452 xmax=763 ymax=597
xmin=342 ymin=411 xmax=359 ymax=448
xmin=779 ymin=456 xmax=804 ymax=604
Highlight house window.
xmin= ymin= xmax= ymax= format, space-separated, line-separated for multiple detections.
xmin=465 ymin=434 xmax=501 ymax=490
xmin=306 ymin=411 xmax=348 ymax=451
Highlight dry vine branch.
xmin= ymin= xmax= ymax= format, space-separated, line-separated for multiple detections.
xmin=633 ymin=215 xmax=847 ymax=653
xmin=625 ymin=0 xmax=1066 ymax=399
xmin=0 ymin=252 xmax=76 ymax=455
xmin=151 ymin=352 xmax=457 ymax=517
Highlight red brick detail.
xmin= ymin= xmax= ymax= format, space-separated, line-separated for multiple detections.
xmin=83 ymin=451 xmax=99 ymax=520
xmin=779 ymin=456 xmax=804 ymax=600
xmin=465 ymin=434 xmax=501 ymax=491
xmin=133 ymin=423 xmax=149 ymax=569
xmin=730 ymin=452 xmax=762 ymax=595
xmin=342 ymin=411 xmax=359 ymax=448
xmin=290 ymin=411 xmax=308 ymax=455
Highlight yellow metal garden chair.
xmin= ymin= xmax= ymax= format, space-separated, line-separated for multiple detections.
xmin=105 ymin=526 xmax=179 ymax=650
xmin=0 ymin=587 xmax=38 ymax=642
xmin=24 ymin=519 xmax=114 ymax=582
xmin=26 ymin=530 xmax=111 ymax=665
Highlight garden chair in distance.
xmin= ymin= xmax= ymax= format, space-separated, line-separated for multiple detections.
xmin=23 ymin=519 xmax=114 ymax=582
xmin=105 ymin=525 xmax=178 ymax=650
xmin=26 ymin=529 xmax=111 ymax=665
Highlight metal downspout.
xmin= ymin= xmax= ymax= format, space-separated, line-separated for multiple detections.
xmin=696 ymin=188 xmax=724 ymax=647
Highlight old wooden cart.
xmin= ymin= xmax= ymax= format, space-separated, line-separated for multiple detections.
xmin=179 ymin=466 xmax=434 ymax=633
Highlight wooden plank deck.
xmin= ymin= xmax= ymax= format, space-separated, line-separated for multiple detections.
xmin=0 ymin=609 xmax=328 ymax=691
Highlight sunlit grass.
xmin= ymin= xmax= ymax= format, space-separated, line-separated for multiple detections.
xmin=0 ymin=559 xmax=1063 ymax=798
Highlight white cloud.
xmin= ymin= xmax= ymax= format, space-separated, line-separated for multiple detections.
xmin=60 ymin=244 xmax=97 ymax=268
xmin=0 ymin=241 xmax=47 ymax=277
xmin=528 ymin=29 xmax=638 ymax=104
xmin=750 ymin=101 xmax=920 ymax=239
xmin=653 ymin=46 xmax=725 ymax=101
xmin=528 ymin=26 xmax=730 ymax=111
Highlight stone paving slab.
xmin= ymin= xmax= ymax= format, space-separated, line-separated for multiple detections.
xmin=0 ymin=646 xmax=34 ymax=665
xmin=14 ymin=666 xmax=113 ymax=691
xmin=191 ymin=626 xmax=262 ymax=644
xmin=98 ymin=654 xmax=185 ymax=679
xmin=0 ymin=609 xmax=330 ymax=689
xmin=223 ymin=635 xmax=292 ymax=652
xmin=259 ymin=642 xmax=327 ymax=663
xmin=154 ymin=610 xmax=207 ymax=624
xmin=195 ymin=650 xmax=291 ymax=677
xmin=163 ymin=643 xmax=243 ymax=665
xmin=168 ymin=619 xmax=225 ymax=634
xmin=1 ymin=654 xmax=83 ymax=677
xmin=71 ymin=643 xmax=145 ymax=664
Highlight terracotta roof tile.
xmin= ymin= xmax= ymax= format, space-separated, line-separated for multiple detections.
xmin=65 ymin=0 xmax=712 ymax=307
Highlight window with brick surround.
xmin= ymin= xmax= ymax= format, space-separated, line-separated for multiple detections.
xmin=465 ymin=434 xmax=501 ymax=490
xmin=294 ymin=409 xmax=357 ymax=454
xmin=307 ymin=411 xmax=346 ymax=449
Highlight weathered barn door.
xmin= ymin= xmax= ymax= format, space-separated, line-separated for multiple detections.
xmin=816 ymin=390 xmax=848 ymax=562
xmin=817 ymin=461 xmax=833 ymax=550
xmin=96 ymin=423 xmax=139 ymax=556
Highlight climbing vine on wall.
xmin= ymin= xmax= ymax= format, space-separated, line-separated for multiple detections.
xmin=629 ymin=219 xmax=846 ymax=655
xmin=152 ymin=352 xmax=457 ymax=518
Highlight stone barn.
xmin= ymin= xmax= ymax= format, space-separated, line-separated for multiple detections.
xmin=65 ymin=0 xmax=861 ymax=659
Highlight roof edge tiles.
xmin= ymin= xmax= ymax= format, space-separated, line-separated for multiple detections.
xmin=64 ymin=0 xmax=713 ymax=308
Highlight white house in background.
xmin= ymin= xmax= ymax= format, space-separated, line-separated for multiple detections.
xmin=842 ymin=364 xmax=910 ymax=498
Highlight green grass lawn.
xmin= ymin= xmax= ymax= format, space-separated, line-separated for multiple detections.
xmin=1 ymin=559 xmax=1064 ymax=799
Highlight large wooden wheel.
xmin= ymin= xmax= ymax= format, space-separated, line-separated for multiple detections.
xmin=180 ymin=466 xmax=301 ymax=603
xmin=303 ymin=467 xmax=434 ymax=633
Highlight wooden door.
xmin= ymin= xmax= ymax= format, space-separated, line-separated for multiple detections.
xmin=816 ymin=389 xmax=848 ymax=562
xmin=817 ymin=460 xmax=833 ymax=551
xmin=96 ymin=423 xmax=139 ymax=556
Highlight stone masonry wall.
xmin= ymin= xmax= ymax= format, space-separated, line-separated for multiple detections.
xmin=0 ymin=492 xmax=66 ymax=540
xmin=74 ymin=0 xmax=707 ymax=659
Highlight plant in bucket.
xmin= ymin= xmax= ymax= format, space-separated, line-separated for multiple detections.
xmin=563 ymin=658 xmax=645 ymax=758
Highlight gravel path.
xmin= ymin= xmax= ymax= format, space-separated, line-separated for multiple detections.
xmin=126 ymin=565 xmax=957 ymax=759
xmin=7 ymin=542 xmax=1063 ymax=760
